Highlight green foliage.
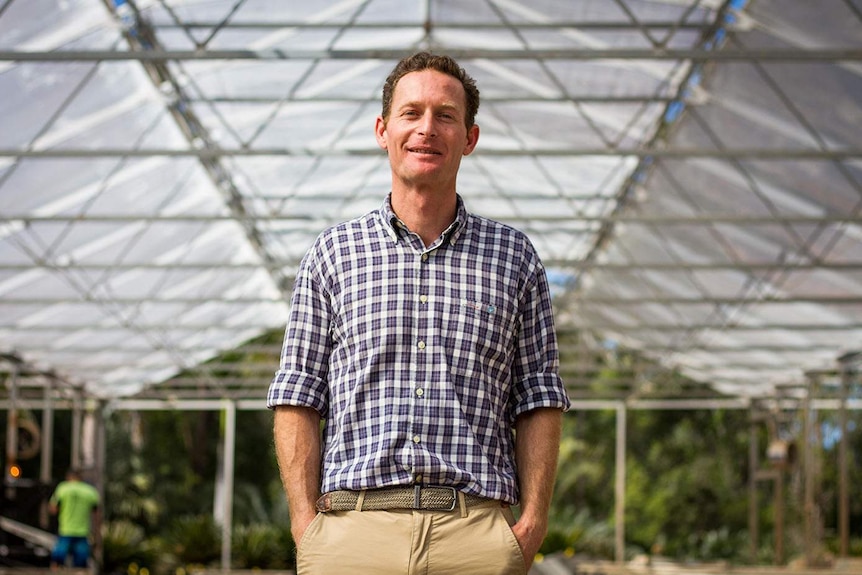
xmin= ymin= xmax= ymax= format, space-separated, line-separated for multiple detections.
xmin=103 ymin=516 xmax=298 ymax=574
xmin=231 ymin=523 xmax=294 ymax=569
xmin=552 ymin=411 xmax=616 ymax=517
xmin=142 ymin=411 xmax=219 ymax=517
xmin=543 ymin=509 xmax=617 ymax=559
xmin=547 ymin=407 xmax=759 ymax=563
xmin=102 ymin=391 xmax=289 ymax=574
xmin=166 ymin=515 xmax=221 ymax=567
xmin=92 ymin=332 xmax=862 ymax=572
xmin=102 ymin=520 xmax=159 ymax=575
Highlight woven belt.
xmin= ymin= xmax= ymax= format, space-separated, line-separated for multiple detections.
xmin=316 ymin=485 xmax=491 ymax=512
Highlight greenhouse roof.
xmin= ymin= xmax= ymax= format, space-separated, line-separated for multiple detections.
xmin=1 ymin=0 xmax=861 ymax=403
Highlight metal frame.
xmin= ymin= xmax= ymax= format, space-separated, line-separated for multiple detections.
xmin=1 ymin=0 xmax=861 ymax=405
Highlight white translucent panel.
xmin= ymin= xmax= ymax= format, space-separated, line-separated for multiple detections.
xmin=2 ymin=0 xmax=861 ymax=400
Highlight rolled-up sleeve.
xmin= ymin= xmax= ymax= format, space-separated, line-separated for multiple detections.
xmin=267 ymin=244 xmax=332 ymax=416
xmin=508 ymin=260 xmax=571 ymax=420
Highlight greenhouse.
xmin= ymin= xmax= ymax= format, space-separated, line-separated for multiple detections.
xmin=0 ymin=0 xmax=860 ymax=573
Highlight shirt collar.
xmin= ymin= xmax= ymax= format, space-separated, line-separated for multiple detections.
xmin=380 ymin=193 xmax=468 ymax=245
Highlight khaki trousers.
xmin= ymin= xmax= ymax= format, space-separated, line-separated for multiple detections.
xmin=296 ymin=498 xmax=527 ymax=574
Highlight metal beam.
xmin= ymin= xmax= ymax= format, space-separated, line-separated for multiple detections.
xmin=149 ymin=20 xmax=713 ymax=31
xmin=3 ymin=261 xmax=862 ymax=272
xmin=2 ymin=296 xmax=861 ymax=306
xmin=622 ymin=343 xmax=850 ymax=353
xmin=1 ymin=342 xmax=841 ymax=355
xmin=4 ymin=321 xmax=862 ymax=332
xmin=1 ymin=147 xmax=860 ymax=159
xmin=188 ymin=95 xmax=678 ymax=104
xmin=557 ymin=323 xmax=862 ymax=332
xmin=3 ymin=48 xmax=862 ymax=62
xmin=3 ymin=213 xmax=862 ymax=224
xmin=101 ymin=360 xmax=789 ymax=377
xmin=0 ymin=396 xmax=858 ymax=411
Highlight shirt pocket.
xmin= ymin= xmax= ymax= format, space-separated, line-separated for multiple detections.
xmin=440 ymin=297 xmax=516 ymax=392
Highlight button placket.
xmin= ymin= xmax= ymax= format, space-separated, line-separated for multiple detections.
xmin=409 ymin=246 xmax=432 ymax=481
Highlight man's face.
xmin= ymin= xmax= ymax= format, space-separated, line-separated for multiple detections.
xmin=375 ymin=69 xmax=479 ymax=191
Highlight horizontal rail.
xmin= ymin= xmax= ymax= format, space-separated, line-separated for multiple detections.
xmin=3 ymin=48 xmax=862 ymax=62
xmin=2 ymin=214 xmax=861 ymax=225
xmin=2 ymin=261 xmax=861 ymax=271
xmin=1 ymin=148 xmax=860 ymax=159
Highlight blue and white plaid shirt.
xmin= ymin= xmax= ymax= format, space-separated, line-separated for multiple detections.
xmin=268 ymin=195 xmax=570 ymax=504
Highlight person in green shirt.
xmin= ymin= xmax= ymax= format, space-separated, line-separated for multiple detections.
xmin=49 ymin=468 xmax=100 ymax=569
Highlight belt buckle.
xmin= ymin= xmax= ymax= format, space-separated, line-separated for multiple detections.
xmin=413 ymin=485 xmax=458 ymax=511
xmin=441 ymin=486 xmax=457 ymax=511
xmin=413 ymin=484 xmax=458 ymax=511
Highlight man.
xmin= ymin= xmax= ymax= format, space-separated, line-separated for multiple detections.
xmin=49 ymin=468 xmax=100 ymax=569
xmin=268 ymin=52 xmax=570 ymax=574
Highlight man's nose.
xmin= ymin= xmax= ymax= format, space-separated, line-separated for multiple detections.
xmin=417 ymin=113 xmax=437 ymax=136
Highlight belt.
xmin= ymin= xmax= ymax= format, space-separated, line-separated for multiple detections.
xmin=315 ymin=485 xmax=492 ymax=513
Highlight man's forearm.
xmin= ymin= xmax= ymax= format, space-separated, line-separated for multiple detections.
xmin=273 ymin=405 xmax=322 ymax=542
xmin=513 ymin=407 xmax=563 ymax=566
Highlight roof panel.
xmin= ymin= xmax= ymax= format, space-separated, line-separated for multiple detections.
xmin=2 ymin=0 xmax=861 ymax=400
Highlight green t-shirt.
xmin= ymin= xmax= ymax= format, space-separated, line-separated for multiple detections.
xmin=50 ymin=480 xmax=100 ymax=537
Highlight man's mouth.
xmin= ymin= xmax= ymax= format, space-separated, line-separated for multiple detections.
xmin=407 ymin=146 xmax=442 ymax=155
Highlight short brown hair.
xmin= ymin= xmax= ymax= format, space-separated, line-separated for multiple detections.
xmin=381 ymin=52 xmax=480 ymax=128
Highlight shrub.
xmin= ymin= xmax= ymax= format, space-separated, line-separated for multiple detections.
xmin=165 ymin=515 xmax=221 ymax=567
xmin=231 ymin=523 xmax=294 ymax=569
xmin=102 ymin=520 xmax=159 ymax=575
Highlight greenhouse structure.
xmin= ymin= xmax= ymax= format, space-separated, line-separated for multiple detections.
xmin=0 ymin=0 xmax=860 ymax=573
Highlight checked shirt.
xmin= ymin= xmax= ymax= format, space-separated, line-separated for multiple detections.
xmin=267 ymin=195 xmax=570 ymax=505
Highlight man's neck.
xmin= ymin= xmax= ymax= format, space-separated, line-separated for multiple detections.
xmin=390 ymin=186 xmax=457 ymax=248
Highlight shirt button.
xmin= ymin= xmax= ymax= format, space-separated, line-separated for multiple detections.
xmin=419 ymin=294 xmax=428 ymax=304
xmin=417 ymin=341 xmax=426 ymax=350
xmin=413 ymin=435 xmax=421 ymax=444
xmin=415 ymin=388 xmax=424 ymax=397
xmin=421 ymin=253 xmax=428 ymax=262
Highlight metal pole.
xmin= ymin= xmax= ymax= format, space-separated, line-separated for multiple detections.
xmin=39 ymin=381 xmax=55 ymax=529
xmin=802 ymin=374 xmax=817 ymax=567
xmin=94 ymin=402 xmax=108 ymax=575
xmin=838 ymin=361 xmax=853 ymax=557
xmin=5 ymin=366 xmax=19 ymax=501
xmin=748 ymin=409 xmax=759 ymax=563
xmin=220 ymin=401 xmax=236 ymax=571
xmin=775 ymin=470 xmax=784 ymax=565
xmin=71 ymin=391 xmax=83 ymax=468
xmin=614 ymin=402 xmax=626 ymax=564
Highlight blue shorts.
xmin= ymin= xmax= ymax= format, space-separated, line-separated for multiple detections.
xmin=51 ymin=535 xmax=90 ymax=568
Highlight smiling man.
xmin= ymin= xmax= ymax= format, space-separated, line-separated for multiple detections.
xmin=268 ymin=52 xmax=570 ymax=574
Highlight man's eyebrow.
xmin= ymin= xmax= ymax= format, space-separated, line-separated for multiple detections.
xmin=397 ymin=100 xmax=463 ymax=114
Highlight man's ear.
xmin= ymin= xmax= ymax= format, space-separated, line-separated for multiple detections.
xmin=463 ymin=124 xmax=480 ymax=156
xmin=374 ymin=116 xmax=388 ymax=150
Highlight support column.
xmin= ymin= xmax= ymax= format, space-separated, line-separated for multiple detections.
xmin=802 ymin=373 xmax=820 ymax=567
xmin=5 ymin=366 xmax=19 ymax=501
xmin=81 ymin=402 xmax=98 ymax=470
xmin=837 ymin=353 xmax=857 ymax=558
xmin=71 ymin=390 xmax=83 ymax=468
xmin=748 ymin=407 xmax=759 ymax=563
xmin=775 ymin=468 xmax=784 ymax=565
xmin=94 ymin=402 xmax=108 ymax=573
xmin=39 ymin=381 xmax=55 ymax=529
xmin=614 ymin=402 xmax=626 ymax=564
xmin=218 ymin=401 xmax=237 ymax=571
